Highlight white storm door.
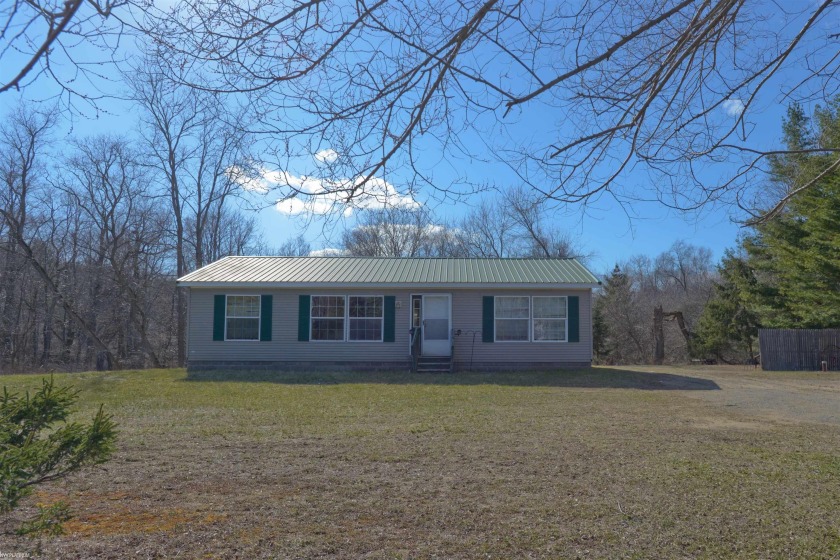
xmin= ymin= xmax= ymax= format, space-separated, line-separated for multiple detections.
xmin=422 ymin=295 xmax=451 ymax=356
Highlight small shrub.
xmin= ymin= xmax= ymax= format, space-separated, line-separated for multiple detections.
xmin=1 ymin=377 xmax=117 ymax=536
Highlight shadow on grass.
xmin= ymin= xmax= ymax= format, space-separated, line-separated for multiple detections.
xmin=183 ymin=368 xmax=720 ymax=390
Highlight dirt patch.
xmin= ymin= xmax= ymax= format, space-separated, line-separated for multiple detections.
xmin=31 ymin=490 xmax=228 ymax=536
xmin=690 ymin=417 xmax=767 ymax=430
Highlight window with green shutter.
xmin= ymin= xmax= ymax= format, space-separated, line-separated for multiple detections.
xmin=225 ymin=295 xmax=261 ymax=341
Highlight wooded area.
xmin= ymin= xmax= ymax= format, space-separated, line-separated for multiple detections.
xmin=2 ymin=1 xmax=840 ymax=372
xmin=3 ymin=96 xmax=840 ymax=372
xmin=0 ymin=99 xmax=591 ymax=372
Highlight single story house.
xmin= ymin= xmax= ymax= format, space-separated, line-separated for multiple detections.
xmin=176 ymin=256 xmax=600 ymax=372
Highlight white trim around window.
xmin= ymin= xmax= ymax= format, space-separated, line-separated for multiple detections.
xmin=493 ymin=295 xmax=568 ymax=343
xmin=532 ymin=296 xmax=568 ymax=342
xmin=494 ymin=296 xmax=530 ymax=342
xmin=310 ymin=295 xmax=385 ymax=342
xmin=310 ymin=295 xmax=346 ymax=342
xmin=224 ymin=295 xmax=261 ymax=341
xmin=347 ymin=295 xmax=384 ymax=342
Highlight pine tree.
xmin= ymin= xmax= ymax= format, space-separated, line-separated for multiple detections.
xmin=744 ymin=98 xmax=840 ymax=328
xmin=694 ymin=251 xmax=760 ymax=362
xmin=1 ymin=378 xmax=116 ymax=535
xmin=595 ymin=266 xmax=647 ymax=364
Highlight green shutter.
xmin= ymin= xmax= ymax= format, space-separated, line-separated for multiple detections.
xmin=383 ymin=296 xmax=396 ymax=342
xmin=298 ymin=295 xmax=310 ymax=341
xmin=568 ymin=296 xmax=580 ymax=343
xmin=260 ymin=295 xmax=273 ymax=341
xmin=213 ymin=295 xmax=225 ymax=341
xmin=482 ymin=296 xmax=494 ymax=343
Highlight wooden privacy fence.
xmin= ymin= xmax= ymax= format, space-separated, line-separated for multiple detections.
xmin=758 ymin=329 xmax=840 ymax=371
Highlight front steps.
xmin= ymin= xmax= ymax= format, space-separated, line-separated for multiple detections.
xmin=415 ymin=356 xmax=453 ymax=373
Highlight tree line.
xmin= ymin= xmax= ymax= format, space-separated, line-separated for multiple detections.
xmin=0 ymin=68 xmax=270 ymax=372
xmin=597 ymin=98 xmax=840 ymax=366
xmin=0 ymin=95 xmax=587 ymax=373
xmin=2 ymin=94 xmax=838 ymax=372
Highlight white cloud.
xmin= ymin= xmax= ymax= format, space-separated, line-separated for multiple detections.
xmin=251 ymin=169 xmax=420 ymax=217
xmin=314 ymin=149 xmax=339 ymax=163
xmin=226 ymin=165 xmax=270 ymax=194
xmin=722 ymin=98 xmax=745 ymax=117
xmin=229 ymin=152 xmax=420 ymax=217
xmin=308 ymin=247 xmax=346 ymax=257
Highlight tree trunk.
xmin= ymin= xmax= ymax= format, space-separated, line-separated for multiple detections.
xmin=653 ymin=305 xmax=665 ymax=365
xmin=663 ymin=310 xmax=693 ymax=354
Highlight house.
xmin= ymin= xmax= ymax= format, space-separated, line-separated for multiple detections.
xmin=176 ymin=256 xmax=600 ymax=372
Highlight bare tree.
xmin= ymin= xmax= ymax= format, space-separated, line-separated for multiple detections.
xmin=129 ymin=62 xmax=253 ymax=365
xmin=0 ymin=106 xmax=120 ymax=370
xmin=8 ymin=1 xmax=838 ymax=221
xmin=59 ymin=135 xmax=169 ymax=367
xmin=0 ymin=97 xmax=268 ymax=372
xmin=274 ymin=236 xmax=312 ymax=257
xmin=456 ymin=198 xmax=520 ymax=258
xmin=341 ymin=207 xmax=460 ymax=257
xmin=626 ymin=242 xmax=715 ymax=363
xmin=0 ymin=0 xmax=137 ymax=109
xmin=0 ymin=106 xmax=56 ymax=369
xmin=596 ymin=241 xmax=715 ymax=364
xmin=456 ymin=188 xmax=588 ymax=259
xmin=146 ymin=0 xmax=840 ymax=222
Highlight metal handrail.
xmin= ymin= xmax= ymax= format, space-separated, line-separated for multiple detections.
xmin=409 ymin=327 xmax=421 ymax=372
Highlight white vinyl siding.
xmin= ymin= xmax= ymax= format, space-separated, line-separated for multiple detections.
xmin=186 ymin=288 xmax=592 ymax=365
xmin=225 ymin=295 xmax=260 ymax=341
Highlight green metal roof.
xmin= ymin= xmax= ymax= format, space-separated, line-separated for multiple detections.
xmin=177 ymin=257 xmax=600 ymax=287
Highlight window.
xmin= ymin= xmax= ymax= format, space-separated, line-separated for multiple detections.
xmin=533 ymin=296 xmax=567 ymax=342
xmin=348 ymin=296 xmax=384 ymax=341
xmin=226 ymin=295 xmax=260 ymax=340
xmin=495 ymin=296 xmax=530 ymax=341
xmin=311 ymin=296 xmax=345 ymax=341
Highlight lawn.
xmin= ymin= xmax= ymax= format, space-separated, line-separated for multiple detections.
xmin=2 ymin=367 xmax=839 ymax=558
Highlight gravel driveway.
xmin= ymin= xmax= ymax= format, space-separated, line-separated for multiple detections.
xmin=625 ymin=365 xmax=840 ymax=426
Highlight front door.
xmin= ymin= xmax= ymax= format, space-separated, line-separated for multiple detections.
xmin=422 ymin=294 xmax=451 ymax=356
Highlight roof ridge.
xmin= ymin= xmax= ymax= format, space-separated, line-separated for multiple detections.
xmin=224 ymin=255 xmax=581 ymax=261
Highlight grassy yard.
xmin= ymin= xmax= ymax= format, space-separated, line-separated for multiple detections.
xmin=2 ymin=367 xmax=839 ymax=558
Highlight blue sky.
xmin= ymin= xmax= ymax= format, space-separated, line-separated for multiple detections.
xmin=4 ymin=2 xmax=830 ymax=276
xmin=0 ymin=76 xmax=781 ymax=276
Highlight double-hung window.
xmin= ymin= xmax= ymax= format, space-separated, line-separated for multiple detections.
xmin=225 ymin=295 xmax=260 ymax=340
xmin=311 ymin=296 xmax=345 ymax=341
xmin=494 ymin=296 xmax=530 ymax=341
xmin=532 ymin=296 xmax=567 ymax=342
xmin=348 ymin=296 xmax=384 ymax=341
xmin=310 ymin=295 xmax=386 ymax=341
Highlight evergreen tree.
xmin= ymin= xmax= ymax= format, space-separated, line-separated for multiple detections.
xmin=595 ymin=266 xmax=648 ymax=364
xmin=592 ymin=290 xmax=609 ymax=363
xmin=694 ymin=251 xmax=760 ymax=362
xmin=1 ymin=378 xmax=116 ymax=535
xmin=744 ymin=98 xmax=840 ymax=328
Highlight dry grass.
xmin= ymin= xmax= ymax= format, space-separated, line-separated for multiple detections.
xmin=2 ymin=366 xmax=839 ymax=558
